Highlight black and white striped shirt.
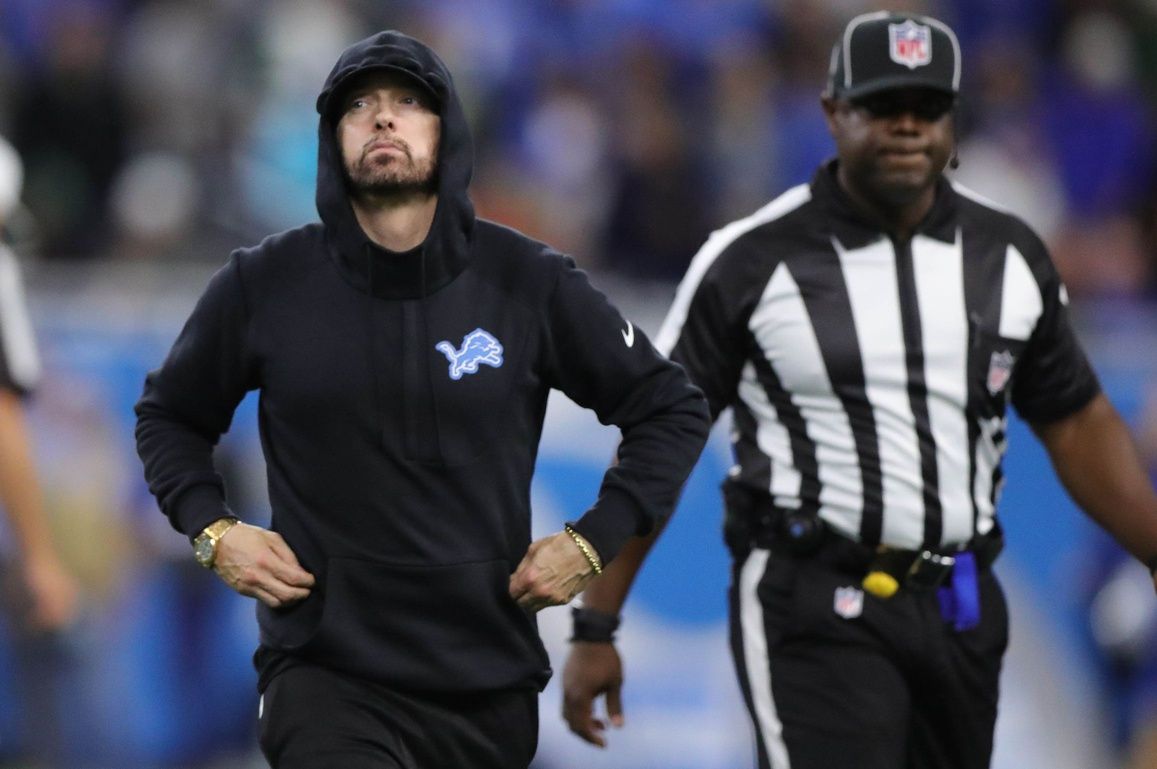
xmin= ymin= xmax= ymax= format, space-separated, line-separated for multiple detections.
xmin=0 ymin=243 xmax=40 ymax=396
xmin=657 ymin=162 xmax=1099 ymax=550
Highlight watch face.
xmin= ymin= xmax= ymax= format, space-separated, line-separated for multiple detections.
xmin=194 ymin=536 xmax=214 ymax=566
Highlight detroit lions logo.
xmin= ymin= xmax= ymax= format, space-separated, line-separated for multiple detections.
xmin=435 ymin=328 xmax=504 ymax=380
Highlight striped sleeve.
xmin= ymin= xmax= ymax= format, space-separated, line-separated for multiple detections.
xmin=1006 ymin=229 xmax=1100 ymax=424
xmin=0 ymin=244 xmax=41 ymax=396
xmin=656 ymin=185 xmax=812 ymax=420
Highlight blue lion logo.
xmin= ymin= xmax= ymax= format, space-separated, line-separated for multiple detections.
xmin=435 ymin=328 xmax=504 ymax=380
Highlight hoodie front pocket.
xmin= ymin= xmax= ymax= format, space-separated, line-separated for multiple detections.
xmin=298 ymin=556 xmax=550 ymax=692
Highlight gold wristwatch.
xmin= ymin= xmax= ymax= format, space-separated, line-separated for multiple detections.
xmin=193 ymin=517 xmax=240 ymax=568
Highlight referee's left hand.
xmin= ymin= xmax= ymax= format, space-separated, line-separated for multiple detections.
xmin=563 ymin=641 xmax=624 ymax=747
xmin=509 ymin=532 xmax=597 ymax=612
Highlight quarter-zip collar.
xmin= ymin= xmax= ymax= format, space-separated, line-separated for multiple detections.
xmin=314 ymin=31 xmax=475 ymax=299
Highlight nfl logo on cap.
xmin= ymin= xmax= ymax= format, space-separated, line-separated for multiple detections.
xmin=889 ymin=20 xmax=932 ymax=69
xmin=826 ymin=12 xmax=960 ymax=100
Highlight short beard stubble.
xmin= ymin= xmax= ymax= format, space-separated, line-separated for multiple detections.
xmin=343 ymin=139 xmax=439 ymax=198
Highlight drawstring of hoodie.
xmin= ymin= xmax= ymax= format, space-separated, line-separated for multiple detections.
xmin=420 ymin=248 xmax=446 ymax=462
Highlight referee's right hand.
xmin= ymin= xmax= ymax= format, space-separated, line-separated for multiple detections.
xmin=213 ymin=523 xmax=315 ymax=608
xmin=562 ymin=641 xmax=625 ymax=747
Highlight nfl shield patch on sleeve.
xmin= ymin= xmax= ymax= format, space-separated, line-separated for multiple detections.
xmin=986 ymin=350 xmax=1015 ymax=396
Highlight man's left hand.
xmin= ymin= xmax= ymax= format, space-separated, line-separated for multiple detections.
xmin=509 ymin=531 xmax=598 ymax=612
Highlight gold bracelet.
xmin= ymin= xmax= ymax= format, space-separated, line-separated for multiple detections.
xmin=564 ymin=524 xmax=603 ymax=575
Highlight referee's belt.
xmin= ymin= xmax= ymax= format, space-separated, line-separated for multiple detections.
xmin=729 ymin=498 xmax=1003 ymax=590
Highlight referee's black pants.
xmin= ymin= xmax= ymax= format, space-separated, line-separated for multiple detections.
xmin=258 ymin=663 xmax=539 ymax=768
xmin=729 ymin=547 xmax=1009 ymax=769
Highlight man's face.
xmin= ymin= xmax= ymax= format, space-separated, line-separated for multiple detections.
xmin=336 ymin=70 xmax=441 ymax=196
xmin=822 ymin=87 xmax=955 ymax=207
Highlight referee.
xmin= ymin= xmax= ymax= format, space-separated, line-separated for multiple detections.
xmin=561 ymin=11 xmax=1157 ymax=769
xmin=0 ymin=135 xmax=78 ymax=635
xmin=0 ymin=134 xmax=79 ymax=765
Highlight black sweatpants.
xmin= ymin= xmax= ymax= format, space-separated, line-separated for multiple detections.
xmin=729 ymin=547 xmax=1009 ymax=769
xmin=258 ymin=663 xmax=539 ymax=769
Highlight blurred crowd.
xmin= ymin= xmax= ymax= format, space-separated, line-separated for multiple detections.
xmin=0 ymin=0 xmax=1155 ymax=293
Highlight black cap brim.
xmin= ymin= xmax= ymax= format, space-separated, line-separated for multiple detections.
xmin=839 ymin=74 xmax=957 ymax=101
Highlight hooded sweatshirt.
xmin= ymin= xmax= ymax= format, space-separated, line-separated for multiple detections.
xmin=134 ymin=31 xmax=710 ymax=693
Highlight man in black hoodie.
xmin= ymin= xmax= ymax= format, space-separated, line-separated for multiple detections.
xmin=134 ymin=31 xmax=710 ymax=769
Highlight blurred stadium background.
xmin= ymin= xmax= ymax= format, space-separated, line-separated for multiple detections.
xmin=0 ymin=0 xmax=1155 ymax=767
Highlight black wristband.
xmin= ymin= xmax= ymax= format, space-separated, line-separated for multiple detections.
xmin=570 ymin=606 xmax=621 ymax=643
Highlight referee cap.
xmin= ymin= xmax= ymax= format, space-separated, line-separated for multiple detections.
xmin=826 ymin=11 xmax=961 ymax=100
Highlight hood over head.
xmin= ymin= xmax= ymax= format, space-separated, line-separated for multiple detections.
xmin=315 ymin=30 xmax=475 ymax=298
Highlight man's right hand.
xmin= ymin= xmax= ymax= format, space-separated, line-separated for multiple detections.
xmin=562 ymin=641 xmax=625 ymax=748
xmin=213 ymin=522 xmax=315 ymax=608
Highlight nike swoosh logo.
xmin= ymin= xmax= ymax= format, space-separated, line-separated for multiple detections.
xmin=621 ymin=321 xmax=635 ymax=348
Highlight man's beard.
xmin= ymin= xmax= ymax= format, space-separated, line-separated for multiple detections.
xmin=343 ymin=140 xmax=439 ymax=197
